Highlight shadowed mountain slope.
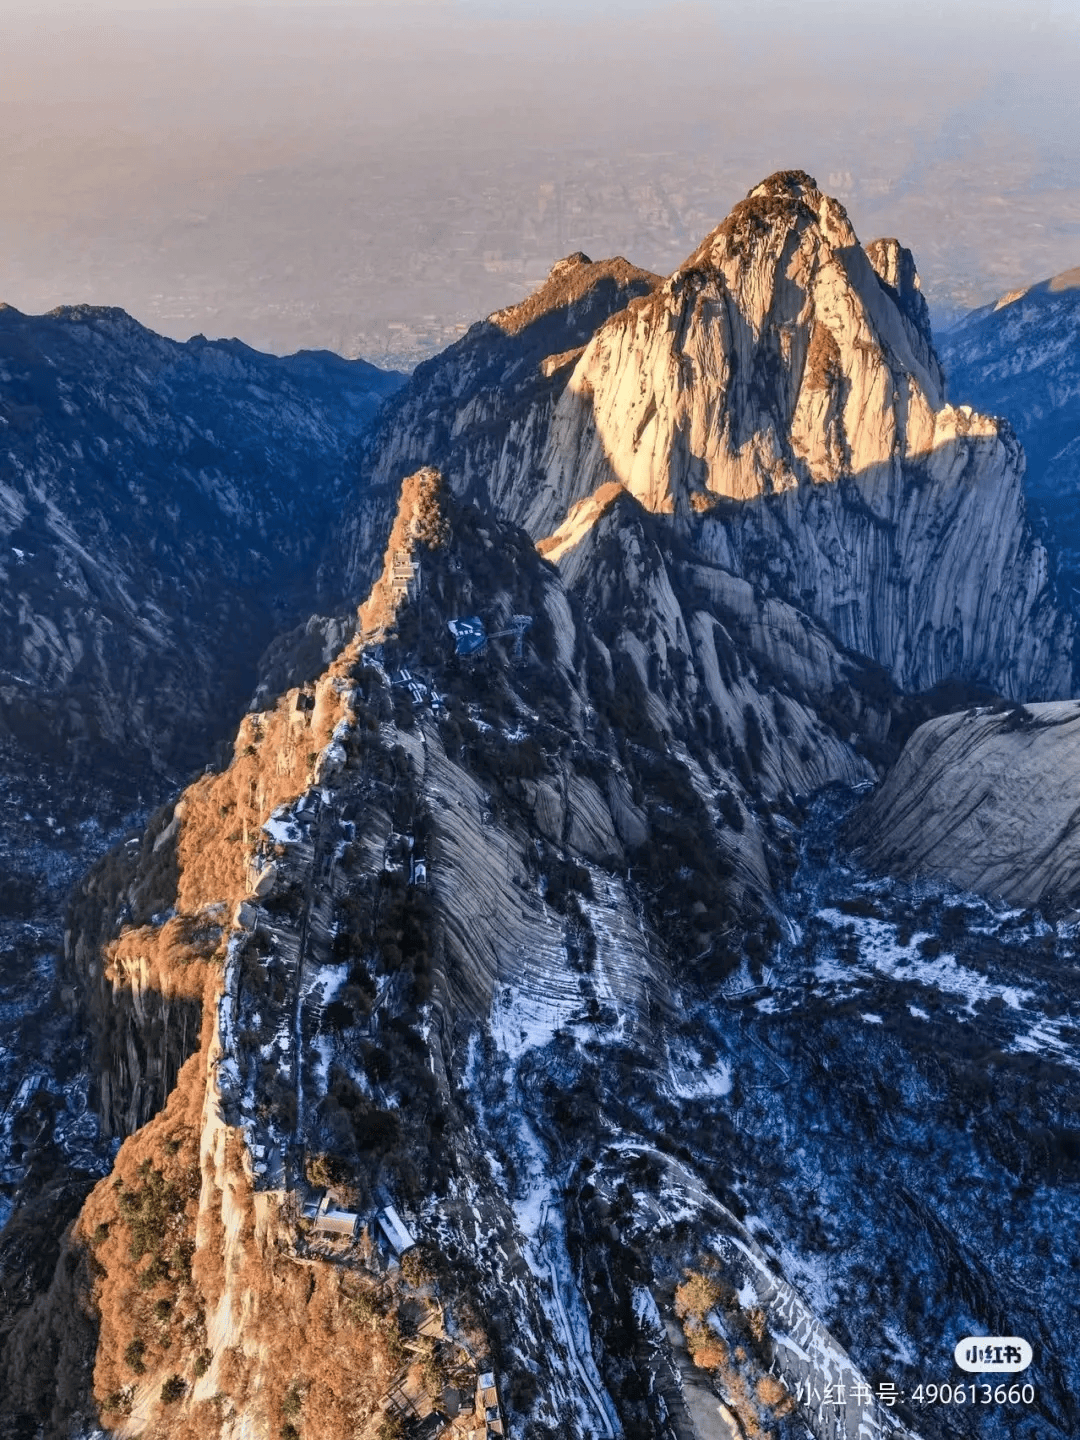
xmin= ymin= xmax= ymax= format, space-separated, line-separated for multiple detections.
xmin=0 ymin=302 xmax=403 ymax=801
xmin=341 ymin=253 xmax=662 ymax=599
xmin=3 ymin=469 xmax=935 ymax=1440
xmin=941 ymin=267 xmax=1080 ymax=497
xmin=850 ymin=699 xmax=1080 ymax=906
xmin=940 ymin=268 xmax=1080 ymax=602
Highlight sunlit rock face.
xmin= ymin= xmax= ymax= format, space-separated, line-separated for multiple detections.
xmin=524 ymin=171 xmax=1072 ymax=699
xmin=8 ymin=179 xmax=1080 ymax=1440
xmin=851 ymin=700 xmax=1080 ymax=906
xmin=340 ymin=252 xmax=663 ymax=600
xmin=531 ymin=172 xmax=943 ymax=526
xmin=690 ymin=405 xmax=1066 ymax=702
xmin=353 ymin=172 xmax=1072 ymax=702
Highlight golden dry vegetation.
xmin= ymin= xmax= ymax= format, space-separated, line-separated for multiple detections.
xmin=673 ymin=1268 xmax=723 ymax=1324
xmin=77 ymin=980 xmax=427 ymax=1439
xmin=105 ymin=912 xmax=227 ymax=1004
xmin=221 ymin=1253 xmax=408 ymax=1439
xmin=175 ymin=702 xmax=332 ymax=915
xmin=756 ymin=1373 xmax=795 ymax=1415
xmin=58 ymin=467 xmax=464 ymax=1436
xmin=488 ymin=255 xmax=661 ymax=336
xmin=804 ymin=321 xmax=843 ymax=392
xmin=77 ymin=1039 xmax=209 ymax=1426
xmin=672 ymin=1268 xmax=792 ymax=1440
xmin=354 ymin=465 xmax=449 ymax=640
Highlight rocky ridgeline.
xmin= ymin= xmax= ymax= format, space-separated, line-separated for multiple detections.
xmin=941 ymin=267 xmax=1080 ymax=499
xmin=0 ymin=305 xmax=403 ymax=1308
xmin=348 ymin=172 xmax=1072 ymax=702
xmin=341 ymin=253 xmax=662 ymax=606
xmin=4 ymin=175 xmax=1080 ymax=1440
xmin=940 ymin=267 xmax=1080 ymax=604
xmin=0 ymin=302 xmax=402 ymax=803
xmin=2 ymin=468 xmax=931 ymax=1440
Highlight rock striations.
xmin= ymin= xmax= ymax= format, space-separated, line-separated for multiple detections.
xmin=531 ymin=171 xmax=946 ymax=526
xmin=349 ymin=171 xmax=1072 ymax=701
xmin=529 ymin=171 xmax=1070 ymax=700
xmin=5 ymin=174 xmax=1080 ymax=1440
xmin=2 ymin=466 xmax=928 ymax=1440
xmin=850 ymin=700 xmax=1080 ymax=906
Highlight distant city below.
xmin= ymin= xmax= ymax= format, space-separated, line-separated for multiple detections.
xmin=2 ymin=1 xmax=1078 ymax=367
xmin=5 ymin=146 xmax=1079 ymax=372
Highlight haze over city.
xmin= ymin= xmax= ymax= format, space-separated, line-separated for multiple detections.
xmin=3 ymin=0 xmax=1079 ymax=368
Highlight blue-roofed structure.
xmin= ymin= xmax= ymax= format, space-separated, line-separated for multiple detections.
xmin=448 ymin=616 xmax=488 ymax=655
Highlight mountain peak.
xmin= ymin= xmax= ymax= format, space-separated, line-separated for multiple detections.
xmin=549 ymin=249 xmax=593 ymax=274
xmin=680 ymin=168 xmax=855 ymax=279
xmin=520 ymin=173 xmax=1070 ymax=698
xmin=748 ymin=166 xmax=819 ymax=199
xmin=488 ymin=253 xmax=661 ymax=336
xmin=527 ymin=171 xmax=949 ymax=537
xmin=1049 ymin=264 xmax=1080 ymax=293
xmin=864 ymin=236 xmax=935 ymax=353
xmin=43 ymin=302 xmax=137 ymax=328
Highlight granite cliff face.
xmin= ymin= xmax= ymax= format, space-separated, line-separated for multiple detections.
xmin=850 ymin=700 xmax=1080 ymax=906
xmin=350 ymin=173 xmax=1071 ymax=701
xmin=529 ymin=175 xmax=946 ymax=527
xmin=341 ymin=254 xmax=661 ymax=601
xmin=529 ymin=172 xmax=1070 ymax=699
xmin=4 ymin=177 xmax=1080 ymax=1440
xmin=5 ymin=470 xmax=934 ymax=1440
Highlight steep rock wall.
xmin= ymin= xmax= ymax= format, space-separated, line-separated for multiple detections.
xmin=7 ymin=469 xmax=923 ymax=1439
xmin=524 ymin=172 xmax=1072 ymax=699
xmin=342 ymin=254 xmax=662 ymax=598
xmin=850 ymin=700 xmax=1080 ymax=905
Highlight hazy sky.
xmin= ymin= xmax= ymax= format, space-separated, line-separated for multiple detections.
xmin=2 ymin=0 xmax=1078 ymax=365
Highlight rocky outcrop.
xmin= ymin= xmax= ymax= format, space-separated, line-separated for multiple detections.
xmin=864 ymin=236 xmax=941 ymax=388
xmin=349 ymin=173 xmax=1072 ymax=701
xmin=518 ymin=172 xmax=1073 ymax=699
xmin=341 ymin=252 xmax=661 ymax=597
xmin=850 ymin=700 xmax=1080 ymax=905
xmin=9 ymin=178 xmax=1080 ymax=1440
xmin=692 ymin=409 xmax=1067 ymax=701
xmin=4 ymin=468 xmax=925 ymax=1440
xmin=530 ymin=172 xmax=945 ymax=528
